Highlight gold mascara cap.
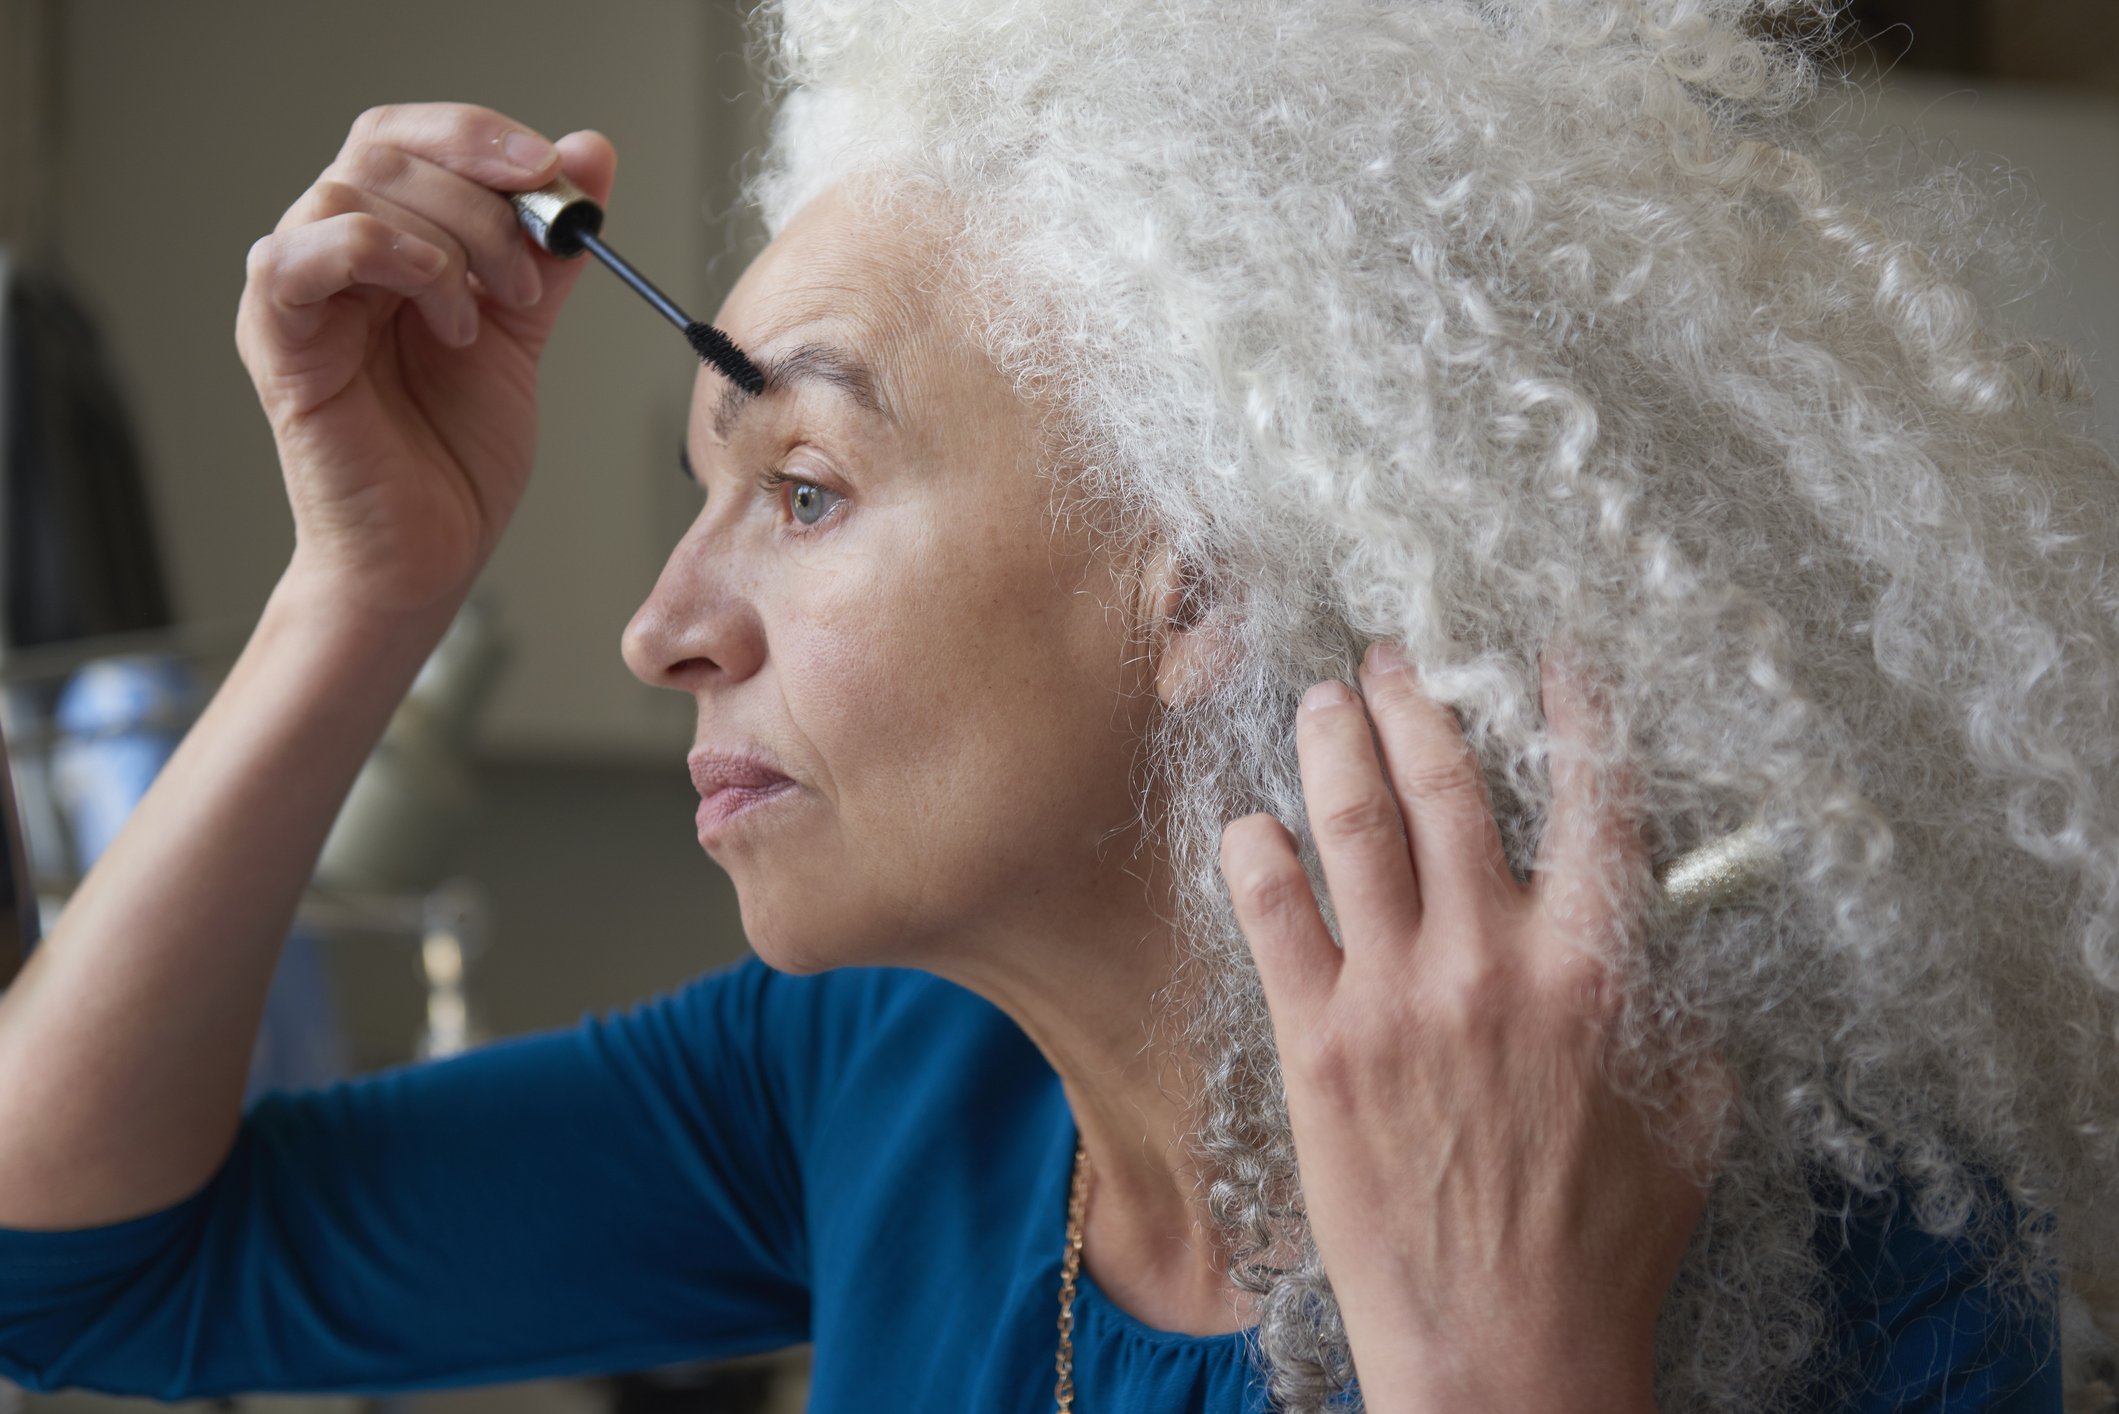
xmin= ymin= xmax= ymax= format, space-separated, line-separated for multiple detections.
xmin=508 ymin=171 xmax=603 ymax=258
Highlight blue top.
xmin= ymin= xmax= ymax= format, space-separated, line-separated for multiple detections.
xmin=0 ymin=955 xmax=2063 ymax=1411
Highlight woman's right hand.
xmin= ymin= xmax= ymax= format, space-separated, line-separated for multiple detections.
xmin=236 ymin=103 xmax=617 ymax=617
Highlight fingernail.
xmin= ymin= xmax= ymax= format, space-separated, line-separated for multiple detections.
xmin=1364 ymin=640 xmax=1410 ymax=675
xmin=1303 ymin=679 xmax=1352 ymax=712
xmin=501 ymin=130 xmax=558 ymax=174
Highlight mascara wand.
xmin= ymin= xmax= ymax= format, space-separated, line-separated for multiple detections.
xmin=509 ymin=172 xmax=765 ymax=396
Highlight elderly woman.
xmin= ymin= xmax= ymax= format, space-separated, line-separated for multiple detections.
xmin=3 ymin=2 xmax=2116 ymax=1412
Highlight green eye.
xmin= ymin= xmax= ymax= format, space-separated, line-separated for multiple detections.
xmin=757 ymin=466 xmax=843 ymax=529
xmin=790 ymin=480 xmax=837 ymax=525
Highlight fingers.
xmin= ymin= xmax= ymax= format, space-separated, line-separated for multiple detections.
xmin=332 ymin=104 xmax=619 ymax=283
xmin=272 ymin=183 xmax=482 ymax=349
xmin=332 ymin=103 xmax=568 ymax=323
xmin=1356 ymin=641 xmax=1514 ymax=925
xmin=244 ymin=212 xmax=459 ymax=349
xmin=276 ymin=104 xmax=564 ymax=335
xmin=246 ymin=102 xmax=619 ymax=365
xmin=1266 ymin=638 xmax=1644 ymax=992
xmin=1295 ymin=677 xmax=1425 ymax=959
xmin=302 ymin=145 xmax=545 ymax=311
xmin=338 ymin=101 xmax=566 ymax=194
xmin=1533 ymin=644 xmax=1652 ymax=934
xmin=1221 ymin=813 xmax=1339 ymax=1029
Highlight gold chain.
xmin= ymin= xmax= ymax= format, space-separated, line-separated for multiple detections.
xmin=1054 ymin=1139 xmax=1090 ymax=1413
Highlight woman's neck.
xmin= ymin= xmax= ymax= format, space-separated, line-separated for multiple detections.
xmin=1063 ymin=1072 xmax=1259 ymax=1337
xmin=925 ymin=891 xmax=1261 ymax=1337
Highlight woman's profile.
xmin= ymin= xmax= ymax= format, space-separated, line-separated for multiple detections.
xmin=3 ymin=3 xmax=2117 ymax=1413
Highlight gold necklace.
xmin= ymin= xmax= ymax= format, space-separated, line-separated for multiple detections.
xmin=1055 ymin=1139 xmax=1090 ymax=1413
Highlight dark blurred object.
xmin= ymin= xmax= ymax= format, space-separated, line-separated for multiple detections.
xmin=2 ymin=259 xmax=175 ymax=650
xmin=0 ymin=704 xmax=38 ymax=988
xmin=602 ymin=1359 xmax=779 ymax=1414
xmin=1840 ymin=0 xmax=2119 ymax=92
xmin=1845 ymin=0 xmax=1987 ymax=74
xmin=1 ymin=0 xmax=173 ymax=645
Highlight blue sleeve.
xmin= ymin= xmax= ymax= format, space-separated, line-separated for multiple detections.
xmin=0 ymin=954 xmax=812 ymax=1400
xmin=1810 ymin=1172 xmax=2063 ymax=1413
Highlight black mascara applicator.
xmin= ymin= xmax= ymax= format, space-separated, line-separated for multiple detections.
xmin=509 ymin=172 xmax=765 ymax=396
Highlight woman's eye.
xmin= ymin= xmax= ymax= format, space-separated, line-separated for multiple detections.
xmin=758 ymin=467 xmax=843 ymax=529
xmin=790 ymin=480 xmax=839 ymax=527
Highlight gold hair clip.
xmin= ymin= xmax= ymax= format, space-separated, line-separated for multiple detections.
xmin=1654 ymin=818 xmax=1783 ymax=921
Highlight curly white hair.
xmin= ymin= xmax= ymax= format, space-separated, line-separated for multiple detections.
xmin=736 ymin=2 xmax=2119 ymax=1410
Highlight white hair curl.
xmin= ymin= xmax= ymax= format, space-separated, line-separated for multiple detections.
xmin=734 ymin=2 xmax=2119 ymax=1410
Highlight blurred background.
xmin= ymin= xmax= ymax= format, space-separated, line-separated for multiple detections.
xmin=0 ymin=1 xmax=2111 ymax=1413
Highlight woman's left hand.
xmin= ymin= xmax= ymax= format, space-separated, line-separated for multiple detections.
xmin=1219 ymin=641 xmax=1730 ymax=1414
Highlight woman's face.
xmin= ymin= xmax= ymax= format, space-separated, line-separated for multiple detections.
xmin=622 ymin=181 xmax=1162 ymax=976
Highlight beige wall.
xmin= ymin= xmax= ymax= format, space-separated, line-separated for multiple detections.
xmin=1863 ymin=74 xmax=2119 ymax=437
xmin=47 ymin=0 xmax=769 ymax=759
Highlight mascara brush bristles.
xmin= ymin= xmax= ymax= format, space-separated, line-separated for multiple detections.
xmin=687 ymin=322 xmax=767 ymax=396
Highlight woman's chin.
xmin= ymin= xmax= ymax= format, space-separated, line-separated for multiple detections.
xmin=734 ymin=910 xmax=871 ymax=976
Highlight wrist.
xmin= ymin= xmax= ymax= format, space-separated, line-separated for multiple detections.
xmin=1347 ymin=1324 xmax=1659 ymax=1414
xmin=274 ymin=553 xmax=472 ymax=653
xmin=1359 ymin=1371 xmax=1658 ymax=1414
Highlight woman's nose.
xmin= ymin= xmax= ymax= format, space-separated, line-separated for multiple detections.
xmin=620 ymin=545 xmax=765 ymax=691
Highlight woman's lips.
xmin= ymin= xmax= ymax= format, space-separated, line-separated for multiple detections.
xmin=688 ymin=748 xmax=796 ymax=844
xmin=695 ymin=779 xmax=800 ymax=842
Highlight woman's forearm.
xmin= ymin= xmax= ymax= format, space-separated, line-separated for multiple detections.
xmin=0 ymin=558 xmax=463 ymax=1229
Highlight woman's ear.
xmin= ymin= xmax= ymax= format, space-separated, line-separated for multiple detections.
xmin=1142 ymin=544 xmax=1232 ymax=708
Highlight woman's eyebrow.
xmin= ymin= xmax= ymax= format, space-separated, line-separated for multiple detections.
xmin=710 ymin=340 xmax=895 ymax=445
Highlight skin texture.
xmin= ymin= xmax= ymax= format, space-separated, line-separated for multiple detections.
xmin=622 ymin=179 xmax=1725 ymax=1398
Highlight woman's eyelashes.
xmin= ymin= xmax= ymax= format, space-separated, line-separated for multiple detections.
xmin=758 ymin=464 xmax=846 ymax=531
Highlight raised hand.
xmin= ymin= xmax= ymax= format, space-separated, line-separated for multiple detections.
xmin=1219 ymin=641 xmax=1731 ymax=1414
xmin=236 ymin=102 xmax=616 ymax=616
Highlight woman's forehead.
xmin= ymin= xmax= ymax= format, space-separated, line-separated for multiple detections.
xmin=695 ymin=184 xmax=1030 ymax=455
xmin=716 ymin=185 xmax=945 ymax=348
